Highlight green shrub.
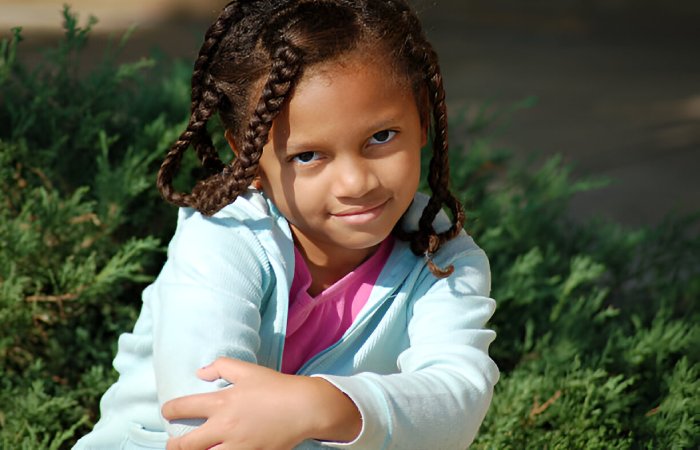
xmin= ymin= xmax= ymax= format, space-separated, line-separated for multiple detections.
xmin=0 ymin=8 xmax=186 ymax=447
xmin=452 ymin=106 xmax=699 ymax=449
xmin=0 ymin=7 xmax=697 ymax=449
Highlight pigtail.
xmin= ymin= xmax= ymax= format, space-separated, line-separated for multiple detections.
xmin=157 ymin=1 xmax=308 ymax=216
xmin=157 ymin=1 xmax=241 ymax=208
xmin=157 ymin=0 xmax=464 ymax=272
xmin=393 ymin=5 xmax=466 ymax=278
xmin=191 ymin=37 xmax=304 ymax=215
xmin=420 ymin=47 xmax=465 ymax=277
xmin=190 ymin=0 xmax=309 ymax=215
xmin=418 ymin=41 xmax=465 ymax=240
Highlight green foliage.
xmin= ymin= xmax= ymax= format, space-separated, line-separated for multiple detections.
xmin=1 ymin=6 xmax=698 ymax=449
xmin=0 ymin=6 xmax=190 ymax=446
xmin=475 ymin=362 xmax=637 ymax=449
xmin=446 ymin=105 xmax=699 ymax=449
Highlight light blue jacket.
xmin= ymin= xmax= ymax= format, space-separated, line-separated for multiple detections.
xmin=74 ymin=191 xmax=499 ymax=450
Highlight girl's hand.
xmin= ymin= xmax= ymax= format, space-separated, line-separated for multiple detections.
xmin=161 ymin=358 xmax=361 ymax=450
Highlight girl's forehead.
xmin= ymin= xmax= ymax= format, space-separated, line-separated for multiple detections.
xmin=297 ymin=52 xmax=410 ymax=92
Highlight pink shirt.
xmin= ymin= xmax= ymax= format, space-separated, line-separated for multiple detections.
xmin=281 ymin=237 xmax=395 ymax=374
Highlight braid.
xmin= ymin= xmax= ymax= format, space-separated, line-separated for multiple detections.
xmin=190 ymin=2 xmax=241 ymax=112
xmin=158 ymin=0 xmax=463 ymax=278
xmin=420 ymin=42 xmax=465 ymax=242
xmin=157 ymin=1 xmax=241 ymax=206
xmin=190 ymin=38 xmax=304 ymax=215
xmin=391 ymin=5 xmax=465 ymax=278
xmin=157 ymin=87 xmax=223 ymax=207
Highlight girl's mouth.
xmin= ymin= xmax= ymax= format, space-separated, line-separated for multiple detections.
xmin=332 ymin=201 xmax=388 ymax=224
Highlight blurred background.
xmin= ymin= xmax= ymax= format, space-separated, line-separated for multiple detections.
xmin=2 ymin=4 xmax=697 ymax=447
xmin=2 ymin=0 xmax=699 ymax=227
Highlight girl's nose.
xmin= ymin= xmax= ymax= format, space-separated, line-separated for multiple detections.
xmin=332 ymin=155 xmax=379 ymax=199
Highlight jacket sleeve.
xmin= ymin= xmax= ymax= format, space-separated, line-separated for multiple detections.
xmin=314 ymin=234 xmax=499 ymax=450
xmin=75 ymin=207 xmax=274 ymax=448
xmin=151 ymin=208 xmax=273 ymax=437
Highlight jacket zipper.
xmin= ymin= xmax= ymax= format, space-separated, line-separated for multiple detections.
xmin=291 ymin=242 xmax=415 ymax=375
xmin=295 ymin=285 xmax=400 ymax=375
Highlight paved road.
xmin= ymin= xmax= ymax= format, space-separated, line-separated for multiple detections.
xmin=2 ymin=1 xmax=698 ymax=227
xmin=421 ymin=14 xmax=700 ymax=227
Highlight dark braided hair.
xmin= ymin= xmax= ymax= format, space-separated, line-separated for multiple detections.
xmin=157 ymin=0 xmax=465 ymax=278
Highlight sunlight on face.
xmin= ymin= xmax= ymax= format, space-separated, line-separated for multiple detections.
xmin=258 ymin=56 xmax=426 ymax=275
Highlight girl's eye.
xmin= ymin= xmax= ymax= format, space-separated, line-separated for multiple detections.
xmin=291 ymin=151 xmax=321 ymax=165
xmin=369 ymin=130 xmax=397 ymax=145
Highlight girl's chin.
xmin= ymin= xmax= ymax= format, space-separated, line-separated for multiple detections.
xmin=291 ymin=221 xmax=393 ymax=253
xmin=328 ymin=231 xmax=391 ymax=252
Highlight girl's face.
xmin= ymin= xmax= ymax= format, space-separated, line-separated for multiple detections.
xmin=257 ymin=57 xmax=425 ymax=268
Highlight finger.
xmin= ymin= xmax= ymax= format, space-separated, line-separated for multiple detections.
xmin=166 ymin=436 xmax=183 ymax=450
xmin=162 ymin=391 xmax=224 ymax=420
xmin=167 ymin=426 xmax=223 ymax=450
xmin=197 ymin=357 xmax=256 ymax=382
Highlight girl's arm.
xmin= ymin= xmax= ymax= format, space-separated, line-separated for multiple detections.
xmin=151 ymin=207 xmax=274 ymax=438
xmin=75 ymin=205 xmax=275 ymax=448
xmin=163 ymin=359 xmax=361 ymax=450
xmin=161 ymin=234 xmax=498 ymax=449
xmin=312 ymin=242 xmax=498 ymax=449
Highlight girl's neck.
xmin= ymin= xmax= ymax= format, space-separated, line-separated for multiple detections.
xmin=292 ymin=229 xmax=380 ymax=296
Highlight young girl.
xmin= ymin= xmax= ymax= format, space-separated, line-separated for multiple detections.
xmin=75 ymin=1 xmax=499 ymax=449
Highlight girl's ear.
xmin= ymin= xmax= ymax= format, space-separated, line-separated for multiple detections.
xmin=224 ymin=129 xmax=239 ymax=157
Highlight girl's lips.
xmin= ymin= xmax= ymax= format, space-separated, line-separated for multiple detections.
xmin=332 ymin=201 xmax=388 ymax=224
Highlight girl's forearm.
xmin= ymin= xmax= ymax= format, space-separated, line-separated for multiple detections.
xmin=162 ymin=359 xmax=362 ymax=449
xmin=303 ymin=377 xmax=362 ymax=443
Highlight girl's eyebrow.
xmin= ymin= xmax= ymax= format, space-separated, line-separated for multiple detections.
xmin=282 ymin=141 xmax=320 ymax=154
xmin=282 ymin=116 xmax=404 ymax=153
xmin=367 ymin=117 xmax=402 ymax=132
xmin=275 ymin=111 xmax=403 ymax=155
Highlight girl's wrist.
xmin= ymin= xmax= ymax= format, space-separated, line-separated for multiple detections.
xmin=300 ymin=376 xmax=362 ymax=443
